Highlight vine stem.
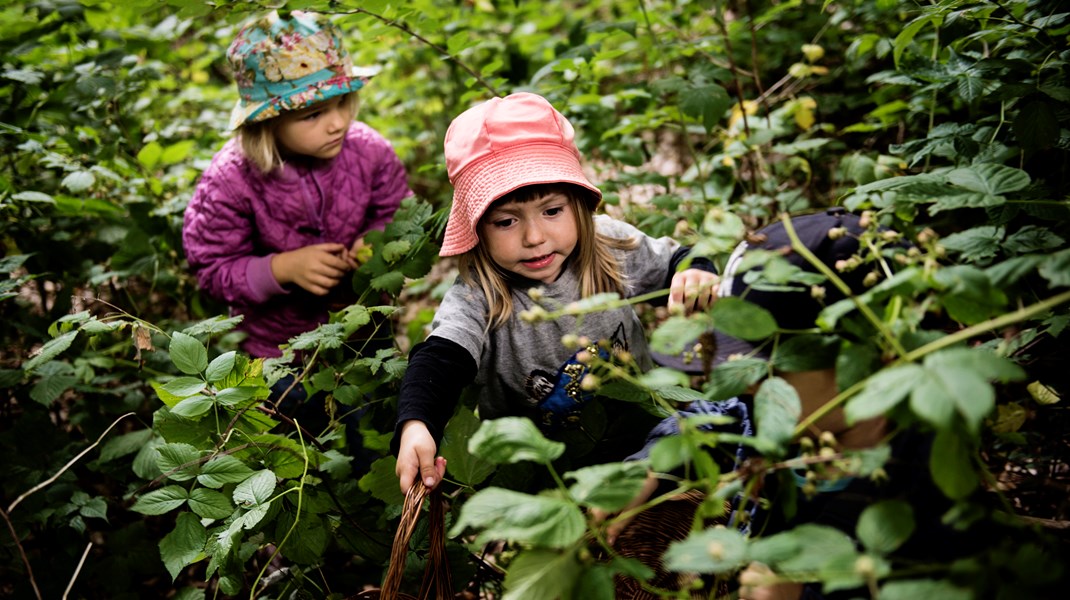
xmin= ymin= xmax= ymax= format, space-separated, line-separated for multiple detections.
xmin=251 ymin=421 xmax=310 ymax=599
xmin=328 ymin=7 xmax=502 ymax=96
xmin=7 ymin=412 xmax=137 ymax=514
xmin=795 ymin=288 xmax=1070 ymax=436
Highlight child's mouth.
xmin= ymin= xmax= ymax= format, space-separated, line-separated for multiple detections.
xmin=522 ymin=254 xmax=554 ymax=269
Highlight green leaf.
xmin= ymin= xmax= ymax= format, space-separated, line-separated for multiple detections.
xmin=449 ymin=488 xmax=585 ymax=548
xmin=205 ymin=351 xmax=237 ymax=383
xmin=370 ymin=270 xmax=406 ymax=295
xmin=468 ymin=417 xmax=565 ymax=465
xmin=711 ymin=297 xmax=778 ymax=341
xmin=754 ymin=377 xmax=800 ymax=447
xmin=12 ymin=191 xmax=55 ymax=204
xmin=162 ymin=376 xmax=207 ymax=398
xmin=880 ymin=579 xmax=973 ymax=600
xmin=1012 ymin=99 xmax=1060 ymax=151
xmin=565 ymin=461 xmax=648 ymax=512
xmin=933 ymin=265 xmax=1007 ymax=324
xmin=440 ymin=407 xmax=496 ymax=487
xmin=61 ymin=170 xmax=95 ymax=193
xmin=156 ymin=443 xmax=202 ymax=482
xmin=138 ymin=141 xmax=163 ymax=168
xmin=98 ymin=429 xmax=154 ymax=464
xmin=169 ymin=332 xmax=207 ymax=375
xmin=893 ymin=15 xmax=937 ymax=68
xmin=197 ymin=455 xmax=254 ymax=488
xmin=946 ymin=163 xmax=1030 ymax=196
xmin=649 ymin=434 xmax=689 ymax=473
xmin=214 ymin=386 xmax=257 ymax=407
xmin=23 ymin=331 xmax=79 ymax=372
xmin=171 ymin=395 xmax=214 ymax=419
xmin=188 ymin=488 xmax=234 ymax=520
xmin=30 ymin=374 xmax=77 ymax=405
xmin=679 ymin=83 xmax=731 ymax=132
xmin=160 ymin=140 xmax=196 ymax=165
xmin=159 ymin=512 xmax=207 ymax=581
xmin=909 ymin=368 xmax=958 ymax=429
xmin=501 ymin=548 xmax=582 ymax=600
xmin=845 ymin=364 xmax=922 ymax=424
xmin=857 ymin=500 xmax=914 ymax=555
xmin=131 ymin=485 xmax=188 ymax=515
xmin=649 ymin=315 xmax=711 ymax=355
xmin=358 ymin=455 xmax=405 ymax=505
xmin=233 ymin=470 xmax=276 ymax=508
xmin=664 ymin=527 xmax=748 ymax=573
xmin=1039 ymin=249 xmax=1070 ymax=287
xmin=930 ymin=429 xmax=978 ymax=500
xmin=763 ymin=524 xmax=857 ymax=572
xmin=704 ymin=358 xmax=768 ymax=401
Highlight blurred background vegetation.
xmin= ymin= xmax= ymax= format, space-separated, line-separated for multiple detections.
xmin=1 ymin=0 xmax=1067 ymax=598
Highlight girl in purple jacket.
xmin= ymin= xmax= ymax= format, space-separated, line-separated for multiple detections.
xmin=183 ymin=11 xmax=412 ymax=360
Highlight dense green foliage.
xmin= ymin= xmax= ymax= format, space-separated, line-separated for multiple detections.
xmin=1 ymin=0 xmax=1068 ymax=598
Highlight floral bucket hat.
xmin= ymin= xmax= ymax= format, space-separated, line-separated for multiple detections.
xmin=226 ymin=11 xmax=374 ymax=130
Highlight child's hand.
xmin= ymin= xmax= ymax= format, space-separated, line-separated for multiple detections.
xmin=668 ymin=269 xmax=719 ymax=314
xmin=271 ymin=243 xmax=358 ymax=295
xmin=396 ymin=420 xmax=447 ymax=494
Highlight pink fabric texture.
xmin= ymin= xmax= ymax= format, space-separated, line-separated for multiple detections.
xmin=440 ymin=92 xmax=601 ymax=256
xmin=183 ymin=122 xmax=411 ymax=358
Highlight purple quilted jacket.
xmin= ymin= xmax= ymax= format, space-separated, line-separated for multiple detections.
xmin=183 ymin=122 xmax=412 ymax=358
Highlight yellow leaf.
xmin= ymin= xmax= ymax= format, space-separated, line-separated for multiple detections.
xmin=794 ymin=104 xmax=815 ymax=130
xmin=991 ymin=403 xmax=1027 ymax=433
xmin=1027 ymin=381 xmax=1060 ymax=405
xmin=802 ymin=44 xmax=825 ymax=62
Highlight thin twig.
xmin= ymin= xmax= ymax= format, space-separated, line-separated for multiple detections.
xmin=0 ymin=505 xmax=42 ymax=600
xmin=62 ymin=542 xmax=93 ymax=600
xmin=7 ymin=412 xmax=137 ymax=514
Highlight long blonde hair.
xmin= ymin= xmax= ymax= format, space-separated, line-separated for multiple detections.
xmin=458 ymin=183 xmax=638 ymax=329
xmin=237 ymin=92 xmax=360 ymax=175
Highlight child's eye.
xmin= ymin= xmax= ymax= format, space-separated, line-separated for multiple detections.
xmin=490 ymin=217 xmax=516 ymax=228
xmin=544 ymin=206 xmax=564 ymax=217
xmin=301 ymin=110 xmax=322 ymax=121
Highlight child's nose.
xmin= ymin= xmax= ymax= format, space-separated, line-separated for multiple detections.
xmin=327 ymin=106 xmax=348 ymax=132
xmin=523 ymin=222 xmax=546 ymax=246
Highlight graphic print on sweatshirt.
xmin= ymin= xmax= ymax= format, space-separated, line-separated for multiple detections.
xmin=526 ymin=323 xmax=629 ymax=429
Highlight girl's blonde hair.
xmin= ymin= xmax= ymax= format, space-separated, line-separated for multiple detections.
xmin=237 ymin=92 xmax=360 ymax=175
xmin=458 ymin=183 xmax=638 ymax=329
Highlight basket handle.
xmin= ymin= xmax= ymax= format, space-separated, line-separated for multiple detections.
xmin=380 ymin=483 xmax=454 ymax=600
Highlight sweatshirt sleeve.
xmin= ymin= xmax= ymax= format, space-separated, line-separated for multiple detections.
xmin=391 ymin=336 xmax=478 ymax=455
xmin=182 ymin=157 xmax=287 ymax=306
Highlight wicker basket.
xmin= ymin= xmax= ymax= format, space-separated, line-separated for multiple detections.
xmin=349 ymin=484 xmax=454 ymax=600
xmin=612 ymin=489 xmax=729 ymax=599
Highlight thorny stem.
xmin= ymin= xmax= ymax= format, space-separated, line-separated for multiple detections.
xmin=0 ymin=505 xmax=42 ymax=600
xmin=63 ymin=542 xmax=93 ymax=600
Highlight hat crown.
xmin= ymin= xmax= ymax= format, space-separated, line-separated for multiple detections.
xmin=444 ymin=93 xmax=581 ymax=184
xmin=225 ymin=11 xmax=366 ymax=129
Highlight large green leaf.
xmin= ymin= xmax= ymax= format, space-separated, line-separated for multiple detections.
xmin=664 ymin=527 xmax=748 ymax=573
xmin=449 ymin=488 xmax=585 ymax=548
xmin=169 ymin=332 xmax=207 ymax=375
xmin=930 ymin=429 xmax=978 ymax=500
xmin=188 ymin=489 xmax=234 ymax=520
xmin=131 ymin=485 xmax=189 ymax=515
xmin=711 ymin=297 xmax=778 ymax=341
xmin=845 ymin=364 xmax=921 ymax=424
xmin=856 ymin=500 xmax=914 ymax=555
xmin=22 ymin=331 xmax=78 ymax=372
xmin=156 ymin=443 xmax=202 ymax=482
xmin=565 ymin=461 xmax=648 ymax=512
xmin=501 ymin=548 xmax=583 ymax=600
xmin=197 ymin=455 xmax=254 ymax=488
xmin=159 ymin=512 xmax=207 ymax=580
xmin=233 ymin=470 xmax=276 ymax=508
xmin=468 ymin=417 xmax=565 ymax=465
xmin=439 ymin=407 xmax=496 ymax=487
xmin=754 ymin=376 xmax=800 ymax=447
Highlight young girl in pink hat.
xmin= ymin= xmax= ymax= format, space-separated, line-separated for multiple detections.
xmin=394 ymin=92 xmax=718 ymax=493
xmin=183 ymin=11 xmax=411 ymax=362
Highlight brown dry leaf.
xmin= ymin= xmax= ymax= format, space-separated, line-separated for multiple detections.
xmin=132 ymin=324 xmax=154 ymax=362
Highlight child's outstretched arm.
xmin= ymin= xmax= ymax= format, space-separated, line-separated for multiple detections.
xmin=396 ymin=420 xmax=447 ymax=493
xmin=668 ymin=268 xmax=719 ymax=314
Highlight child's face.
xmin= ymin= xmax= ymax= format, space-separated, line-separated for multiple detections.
xmin=274 ymin=96 xmax=351 ymax=160
xmin=478 ymin=192 xmax=579 ymax=284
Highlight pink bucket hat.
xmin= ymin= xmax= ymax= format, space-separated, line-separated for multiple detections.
xmin=439 ymin=92 xmax=602 ymax=257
